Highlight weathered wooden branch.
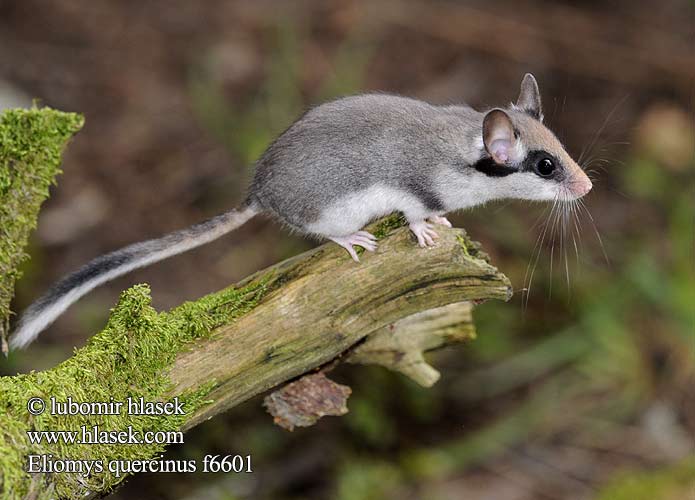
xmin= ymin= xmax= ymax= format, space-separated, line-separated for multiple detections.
xmin=1 ymin=217 xmax=511 ymax=499
xmin=169 ymin=221 xmax=511 ymax=430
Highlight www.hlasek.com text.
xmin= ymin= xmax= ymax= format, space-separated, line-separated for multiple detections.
xmin=27 ymin=425 xmax=184 ymax=446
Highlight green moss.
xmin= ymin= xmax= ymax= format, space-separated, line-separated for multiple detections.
xmin=0 ymin=107 xmax=84 ymax=338
xmin=343 ymin=214 xmax=406 ymax=256
xmin=456 ymin=232 xmax=489 ymax=263
xmin=0 ymin=279 xmax=269 ymax=498
xmin=456 ymin=234 xmax=471 ymax=257
xmin=371 ymin=214 xmax=406 ymax=240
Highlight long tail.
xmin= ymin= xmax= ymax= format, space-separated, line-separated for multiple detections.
xmin=10 ymin=205 xmax=258 ymax=349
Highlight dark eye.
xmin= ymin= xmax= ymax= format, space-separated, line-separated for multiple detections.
xmin=536 ymin=158 xmax=555 ymax=177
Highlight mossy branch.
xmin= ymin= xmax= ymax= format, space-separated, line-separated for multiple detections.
xmin=0 ymin=107 xmax=84 ymax=351
xmin=1 ymin=213 xmax=510 ymax=500
xmin=169 ymin=219 xmax=511 ymax=429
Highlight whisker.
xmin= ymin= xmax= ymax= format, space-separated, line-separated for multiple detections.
xmin=578 ymin=198 xmax=609 ymax=265
xmin=578 ymin=95 xmax=628 ymax=166
xmin=529 ymin=202 xmax=553 ymax=232
xmin=492 ymin=199 xmax=515 ymax=214
xmin=562 ymin=194 xmax=571 ymax=298
xmin=547 ymin=192 xmax=565 ymax=299
xmin=523 ymin=213 xmax=549 ymax=310
xmin=523 ymin=195 xmax=559 ymax=311
xmin=570 ymin=200 xmax=582 ymax=264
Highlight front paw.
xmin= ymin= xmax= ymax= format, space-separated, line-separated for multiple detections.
xmin=409 ymin=221 xmax=439 ymax=247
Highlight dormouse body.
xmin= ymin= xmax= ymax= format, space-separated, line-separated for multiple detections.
xmin=10 ymin=73 xmax=592 ymax=349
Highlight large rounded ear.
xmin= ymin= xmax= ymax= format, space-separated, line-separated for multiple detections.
xmin=516 ymin=73 xmax=542 ymax=120
xmin=483 ymin=109 xmax=517 ymax=164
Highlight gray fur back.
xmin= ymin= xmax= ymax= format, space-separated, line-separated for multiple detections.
xmin=247 ymin=94 xmax=483 ymax=231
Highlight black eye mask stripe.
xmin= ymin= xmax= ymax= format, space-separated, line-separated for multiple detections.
xmin=471 ymin=157 xmax=517 ymax=177
xmin=472 ymin=150 xmax=564 ymax=180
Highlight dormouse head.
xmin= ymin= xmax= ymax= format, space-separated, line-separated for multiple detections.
xmin=478 ymin=73 xmax=592 ymax=201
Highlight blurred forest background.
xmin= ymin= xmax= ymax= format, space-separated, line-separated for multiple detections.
xmin=1 ymin=0 xmax=694 ymax=499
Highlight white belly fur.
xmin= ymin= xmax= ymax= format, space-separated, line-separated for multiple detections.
xmin=305 ymin=183 xmax=429 ymax=237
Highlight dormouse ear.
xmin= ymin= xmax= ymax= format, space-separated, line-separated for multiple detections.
xmin=516 ymin=73 xmax=542 ymax=120
xmin=483 ymin=109 xmax=517 ymax=164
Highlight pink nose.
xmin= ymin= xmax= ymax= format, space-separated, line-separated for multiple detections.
xmin=573 ymin=176 xmax=593 ymax=198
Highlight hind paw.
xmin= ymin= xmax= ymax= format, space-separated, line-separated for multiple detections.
xmin=329 ymin=231 xmax=378 ymax=262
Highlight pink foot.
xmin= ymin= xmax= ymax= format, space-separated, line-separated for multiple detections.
xmin=428 ymin=215 xmax=452 ymax=228
xmin=329 ymin=231 xmax=377 ymax=262
xmin=409 ymin=221 xmax=439 ymax=247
